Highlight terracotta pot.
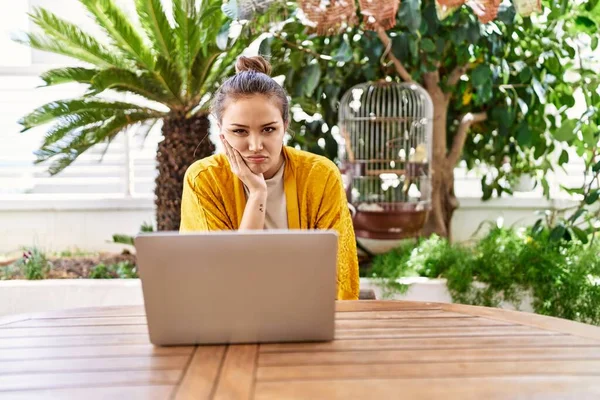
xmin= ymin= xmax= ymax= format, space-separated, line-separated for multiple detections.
xmin=352 ymin=202 xmax=429 ymax=240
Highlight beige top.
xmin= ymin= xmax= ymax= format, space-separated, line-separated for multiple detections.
xmin=243 ymin=162 xmax=288 ymax=229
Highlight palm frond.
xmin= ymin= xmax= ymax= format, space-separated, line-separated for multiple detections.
xmin=16 ymin=33 xmax=119 ymax=69
xmin=90 ymin=68 xmax=176 ymax=106
xmin=135 ymin=0 xmax=175 ymax=60
xmin=197 ymin=2 xmax=224 ymax=49
xmin=19 ymin=99 xmax=163 ymax=131
xmin=28 ymin=7 xmax=130 ymax=68
xmin=39 ymin=115 xmax=106 ymax=151
xmin=155 ymin=56 xmax=183 ymax=103
xmin=172 ymin=0 xmax=202 ymax=94
xmin=36 ymin=111 xmax=155 ymax=175
xmin=193 ymin=29 xmax=252 ymax=106
xmin=189 ymin=49 xmax=222 ymax=100
xmin=81 ymin=0 xmax=156 ymax=69
xmin=39 ymin=67 xmax=99 ymax=87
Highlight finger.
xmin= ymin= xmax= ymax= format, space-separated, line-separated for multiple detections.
xmin=220 ymin=135 xmax=232 ymax=158
xmin=232 ymin=148 xmax=248 ymax=175
xmin=221 ymin=135 xmax=237 ymax=169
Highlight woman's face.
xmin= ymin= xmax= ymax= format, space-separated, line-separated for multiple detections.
xmin=219 ymin=94 xmax=287 ymax=179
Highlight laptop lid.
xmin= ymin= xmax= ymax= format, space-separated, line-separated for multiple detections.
xmin=135 ymin=230 xmax=338 ymax=345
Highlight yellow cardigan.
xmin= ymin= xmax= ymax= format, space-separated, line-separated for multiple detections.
xmin=180 ymin=146 xmax=360 ymax=300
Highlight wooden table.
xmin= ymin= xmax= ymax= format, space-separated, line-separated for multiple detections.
xmin=1 ymin=301 xmax=600 ymax=399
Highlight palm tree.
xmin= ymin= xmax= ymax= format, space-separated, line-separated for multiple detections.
xmin=17 ymin=0 xmax=256 ymax=230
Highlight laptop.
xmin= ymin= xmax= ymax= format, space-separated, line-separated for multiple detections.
xmin=134 ymin=230 xmax=338 ymax=346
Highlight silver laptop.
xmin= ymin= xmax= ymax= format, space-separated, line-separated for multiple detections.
xmin=134 ymin=230 xmax=338 ymax=346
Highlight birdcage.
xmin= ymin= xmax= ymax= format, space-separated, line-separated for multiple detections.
xmin=339 ymin=81 xmax=433 ymax=240
xmin=238 ymin=0 xmax=280 ymax=20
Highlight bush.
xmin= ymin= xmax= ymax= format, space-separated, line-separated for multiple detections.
xmin=89 ymin=261 xmax=138 ymax=279
xmin=367 ymin=226 xmax=600 ymax=325
xmin=2 ymin=247 xmax=53 ymax=280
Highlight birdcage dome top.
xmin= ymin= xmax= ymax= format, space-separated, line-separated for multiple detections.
xmin=339 ymin=80 xmax=433 ymax=122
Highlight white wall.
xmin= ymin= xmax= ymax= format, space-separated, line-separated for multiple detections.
xmin=0 ymin=196 xmax=154 ymax=254
xmin=0 ymin=194 xmax=577 ymax=255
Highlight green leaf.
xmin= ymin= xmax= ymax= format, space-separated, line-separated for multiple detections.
xmin=189 ymin=49 xmax=221 ymax=100
xmin=302 ymin=64 xmax=321 ymax=97
xmin=575 ymin=15 xmax=597 ymax=33
xmin=216 ymin=21 xmax=230 ymax=51
xmin=518 ymin=66 xmax=532 ymax=83
xmin=155 ymin=56 xmax=183 ymax=101
xmin=569 ymin=208 xmax=586 ymax=223
xmin=91 ymin=68 xmax=173 ymax=105
xmin=19 ymin=99 xmax=159 ymax=131
xmin=421 ymin=38 xmax=436 ymax=53
xmin=549 ymin=224 xmax=566 ymax=241
xmin=39 ymin=67 xmax=99 ymax=87
xmin=553 ymin=120 xmax=577 ymax=142
xmin=582 ymin=124 xmax=598 ymax=146
xmin=112 ymin=234 xmax=134 ymax=246
xmin=467 ymin=22 xmax=481 ymax=43
xmin=516 ymin=122 xmax=532 ymax=146
xmin=135 ymin=0 xmax=175 ymax=59
xmin=258 ymin=36 xmax=273 ymax=57
xmin=81 ymin=0 xmax=155 ymax=69
xmin=332 ymin=39 xmax=353 ymax=62
xmin=471 ymin=65 xmax=492 ymax=86
xmin=592 ymin=160 xmax=600 ymax=172
xmin=531 ymin=219 xmax=544 ymax=236
xmin=570 ymin=226 xmax=589 ymax=244
xmin=38 ymin=111 xmax=154 ymax=175
xmin=558 ymin=150 xmax=569 ymax=165
xmin=398 ymin=0 xmax=421 ymax=33
xmin=541 ymin=177 xmax=550 ymax=197
xmin=25 ymin=7 xmax=129 ymax=69
xmin=545 ymin=57 xmax=560 ymax=75
xmin=585 ymin=190 xmax=600 ymax=205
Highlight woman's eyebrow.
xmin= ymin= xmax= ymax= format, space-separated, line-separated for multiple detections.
xmin=230 ymin=121 xmax=278 ymax=128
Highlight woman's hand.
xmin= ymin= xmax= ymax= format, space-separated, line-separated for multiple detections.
xmin=220 ymin=135 xmax=267 ymax=195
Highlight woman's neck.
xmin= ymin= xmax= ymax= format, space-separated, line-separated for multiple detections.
xmin=263 ymin=150 xmax=285 ymax=179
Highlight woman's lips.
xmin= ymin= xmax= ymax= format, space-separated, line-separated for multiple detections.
xmin=246 ymin=156 xmax=268 ymax=163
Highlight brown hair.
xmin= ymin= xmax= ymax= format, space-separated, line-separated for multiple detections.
xmin=211 ymin=56 xmax=289 ymax=125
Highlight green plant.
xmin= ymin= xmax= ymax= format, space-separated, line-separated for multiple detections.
xmin=15 ymin=0 xmax=275 ymax=231
xmin=253 ymin=0 xmax=600 ymax=238
xmin=368 ymin=223 xmax=600 ymax=325
xmin=3 ymin=247 xmax=53 ymax=280
xmin=89 ymin=263 xmax=114 ymax=279
xmin=367 ymin=241 xmax=415 ymax=297
xmin=112 ymin=221 xmax=155 ymax=246
xmin=89 ymin=261 xmax=137 ymax=279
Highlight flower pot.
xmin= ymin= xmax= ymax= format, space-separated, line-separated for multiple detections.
xmin=513 ymin=173 xmax=536 ymax=192
xmin=352 ymin=202 xmax=429 ymax=240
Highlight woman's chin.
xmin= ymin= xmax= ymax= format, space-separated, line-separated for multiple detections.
xmin=249 ymin=165 xmax=268 ymax=175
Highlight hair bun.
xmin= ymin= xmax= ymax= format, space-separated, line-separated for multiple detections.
xmin=235 ymin=55 xmax=272 ymax=76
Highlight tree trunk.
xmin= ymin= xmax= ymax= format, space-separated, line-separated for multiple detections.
xmin=155 ymin=112 xmax=213 ymax=231
xmin=422 ymin=72 xmax=458 ymax=238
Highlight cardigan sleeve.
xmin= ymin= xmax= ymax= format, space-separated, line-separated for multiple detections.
xmin=315 ymin=166 xmax=360 ymax=300
xmin=180 ymin=167 xmax=233 ymax=232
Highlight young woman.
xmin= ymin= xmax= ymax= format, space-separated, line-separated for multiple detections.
xmin=180 ymin=55 xmax=359 ymax=300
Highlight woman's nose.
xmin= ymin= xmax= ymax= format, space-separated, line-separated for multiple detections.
xmin=248 ymin=134 xmax=263 ymax=152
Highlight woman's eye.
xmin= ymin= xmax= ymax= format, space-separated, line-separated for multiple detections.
xmin=232 ymin=129 xmax=246 ymax=135
xmin=263 ymin=127 xmax=275 ymax=133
